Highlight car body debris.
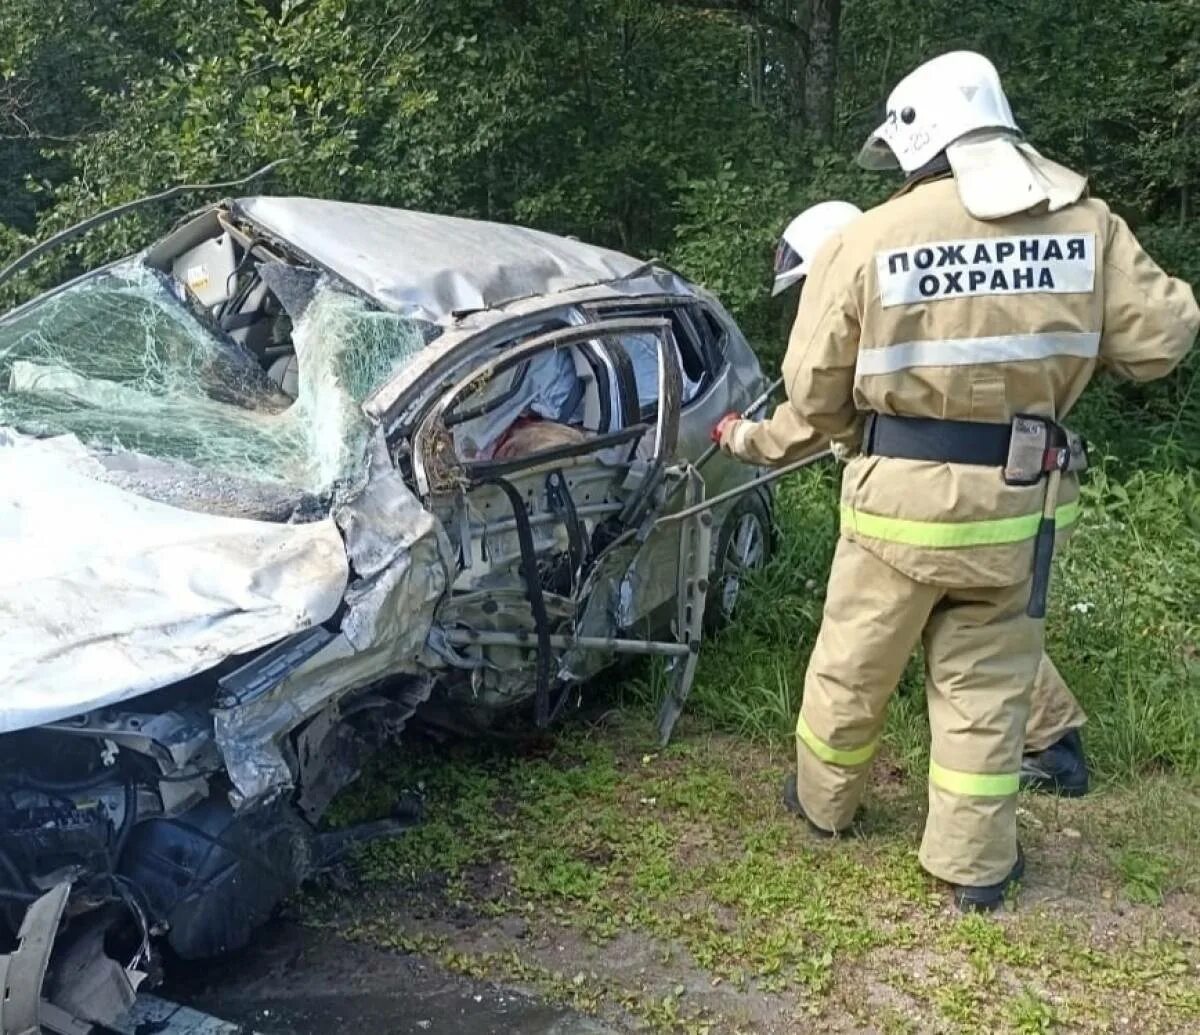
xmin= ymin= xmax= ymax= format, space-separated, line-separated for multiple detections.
xmin=0 ymin=195 xmax=772 ymax=1029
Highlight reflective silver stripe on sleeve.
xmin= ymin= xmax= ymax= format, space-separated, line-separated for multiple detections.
xmin=856 ymin=331 xmax=1101 ymax=377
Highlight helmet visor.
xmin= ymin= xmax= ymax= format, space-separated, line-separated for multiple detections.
xmin=856 ymin=128 xmax=901 ymax=171
xmin=774 ymin=239 xmax=803 ymax=279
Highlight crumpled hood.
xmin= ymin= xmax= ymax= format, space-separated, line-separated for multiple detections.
xmin=0 ymin=432 xmax=349 ymax=733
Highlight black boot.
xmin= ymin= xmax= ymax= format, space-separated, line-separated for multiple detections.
xmin=781 ymin=773 xmax=842 ymax=838
xmin=1020 ymin=729 xmax=1089 ymax=797
xmin=952 ymin=845 xmax=1025 ymax=913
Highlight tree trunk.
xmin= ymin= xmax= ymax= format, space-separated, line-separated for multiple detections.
xmin=787 ymin=0 xmax=810 ymax=140
xmin=747 ymin=24 xmax=765 ymax=109
xmin=803 ymin=0 xmax=840 ymax=143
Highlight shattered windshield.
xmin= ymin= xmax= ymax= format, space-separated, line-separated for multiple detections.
xmin=0 ymin=261 xmax=433 ymax=497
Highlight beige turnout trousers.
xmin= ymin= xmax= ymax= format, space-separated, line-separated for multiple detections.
xmin=797 ymin=538 xmax=1042 ymax=884
xmin=1027 ymin=655 xmax=1085 ymax=753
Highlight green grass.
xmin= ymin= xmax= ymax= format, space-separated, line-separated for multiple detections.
xmin=311 ymin=724 xmax=1200 ymax=1034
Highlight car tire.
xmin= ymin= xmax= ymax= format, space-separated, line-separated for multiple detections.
xmin=706 ymin=491 xmax=773 ymax=632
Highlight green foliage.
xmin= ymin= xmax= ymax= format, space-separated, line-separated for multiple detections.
xmin=1002 ymin=990 xmax=1061 ymax=1034
xmin=668 ymin=156 xmax=793 ymax=344
xmin=3 ymin=1 xmax=1198 ymax=313
xmin=1116 ymin=848 xmax=1172 ymax=905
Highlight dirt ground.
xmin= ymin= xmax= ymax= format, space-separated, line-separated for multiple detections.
xmin=175 ymin=718 xmax=1200 ymax=1035
xmin=166 ymin=920 xmax=617 ymax=1035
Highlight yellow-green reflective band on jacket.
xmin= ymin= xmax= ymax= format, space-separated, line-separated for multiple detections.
xmin=841 ymin=500 xmax=1080 ymax=549
xmin=797 ymin=713 xmax=878 ymax=767
xmin=929 ymin=760 xmax=1019 ymax=797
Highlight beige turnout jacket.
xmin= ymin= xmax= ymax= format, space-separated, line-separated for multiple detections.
xmin=723 ymin=176 xmax=1199 ymax=586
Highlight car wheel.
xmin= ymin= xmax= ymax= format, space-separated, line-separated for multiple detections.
xmin=706 ymin=491 xmax=772 ymax=631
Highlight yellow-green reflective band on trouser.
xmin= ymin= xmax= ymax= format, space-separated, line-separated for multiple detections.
xmin=797 ymin=713 xmax=878 ymax=767
xmin=929 ymin=760 xmax=1019 ymax=797
xmin=840 ymin=500 xmax=1080 ymax=548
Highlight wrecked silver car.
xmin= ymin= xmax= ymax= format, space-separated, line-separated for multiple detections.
xmin=0 ymin=197 xmax=771 ymax=1025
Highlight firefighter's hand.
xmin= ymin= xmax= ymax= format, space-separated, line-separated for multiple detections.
xmin=711 ymin=412 xmax=740 ymax=445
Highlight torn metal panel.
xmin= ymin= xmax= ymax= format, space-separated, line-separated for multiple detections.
xmin=604 ymin=517 xmax=680 ymax=622
xmin=0 ymin=882 xmax=69 ymax=1035
xmin=338 ymin=442 xmax=452 ymax=653
xmin=43 ymin=922 xmax=145 ymax=1028
xmin=560 ymin=532 xmax=642 ymax=684
xmin=337 ymin=440 xmax=446 ymax=579
xmin=234 ymin=196 xmax=644 ymax=325
xmin=0 ymin=432 xmax=348 ymax=735
xmin=217 ymin=628 xmax=336 ymax=709
xmin=213 ymin=440 xmax=451 ymax=810
xmin=656 ymin=467 xmax=714 ymax=744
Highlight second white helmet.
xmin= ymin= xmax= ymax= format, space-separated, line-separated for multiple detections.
xmin=772 ymin=200 xmax=863 ymax=296
xmin=857 ymin=51 xmax=1019 ymax=174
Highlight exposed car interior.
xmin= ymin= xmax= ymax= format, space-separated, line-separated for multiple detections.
xmin=146 ymin=208 xmax=438 ymax=404
xmin=436 ymin=323 xmax=704 ymax=464
xmin=150 ymin=210 xmax=313 ymax=396
xmin=146 ymin=212 xmax=721 ymax=481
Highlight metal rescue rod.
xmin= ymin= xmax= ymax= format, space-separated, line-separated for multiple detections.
xmin=442 ymin=628 xmax=693 ymax=657
xmin=656 ymin=375 xmax=788 ymax=514
xmin=691 ymin=375 xmax=784 ymax=472
xmin=655 ymin=448 xmax=832 ymax=527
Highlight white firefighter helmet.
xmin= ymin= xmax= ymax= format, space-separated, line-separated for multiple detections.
xmin=772 ymin=200 xmax=863 ymax=296
xmin=857 ymin=51 xmax=1019 ymax=174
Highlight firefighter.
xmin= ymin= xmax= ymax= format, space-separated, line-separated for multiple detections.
xmin=768 ymin=202 xmax=1091 ymax=798
xmin=716 ymin=51 xmax=1198 ymax=910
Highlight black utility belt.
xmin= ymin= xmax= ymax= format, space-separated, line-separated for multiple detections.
xmin=862 ymin=413 xmax=1089 ymax=486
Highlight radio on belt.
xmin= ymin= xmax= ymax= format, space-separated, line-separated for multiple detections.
xmin=1003 ymin=415 xmax=1089 ymax=487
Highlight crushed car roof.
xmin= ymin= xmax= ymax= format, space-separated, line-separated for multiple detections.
xmin=233 ymin=197 xmax=645 ymax=325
